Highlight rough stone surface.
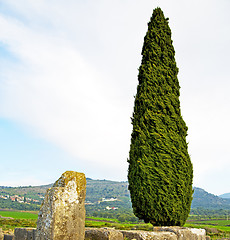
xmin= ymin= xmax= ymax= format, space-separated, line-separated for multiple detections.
xmin=3 ymin=235 xmax=14 ymax=240
xmin=85 ymin=228 xmax=123 ymax=240
xmin=205 ymin=227 xmax=219 ymax=234
xmin=121 ymin=230 xmax=177 ymax=240
xmin=153 ymin=227 xmax=207 ymax=240
xmin=9 ymin=226 xmax=209 ymax=240
xmin=36 ymin=171 xmax=86 ymax=240
xmin=0 ymin=229 xmax=3 ymax=240
xmin=14 ymin=228 xmax=36 ymax=240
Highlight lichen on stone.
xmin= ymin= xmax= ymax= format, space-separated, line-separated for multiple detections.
xmin=53 ymin=171 xmax=86 ymax=197
xmin=36 ymin=171 xmax=86 ymax=240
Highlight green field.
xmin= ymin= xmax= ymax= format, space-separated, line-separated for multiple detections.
xmin=0 ymin=210 xmax=152 ymax=234
xmin=1 ymin=210 xmax=230 ymax=239
xmin=184 ymin=219 xmax=230 ymax=239
xmin=186 ymin=219 xmax=230 ymax=230
xmin=0 ymin=211 xmax=37 ymax=234
xmin=189 ymin=219 xmax=230 ymax=226
xmin=0 ymin=210 xmax=38 ymax=219
xmin=85 ymin=219 xmax=152 ymax=231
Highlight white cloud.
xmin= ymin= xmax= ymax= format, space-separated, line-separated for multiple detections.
xmin=0 ymin=1 xmax=136 ymax=181
xmin=0 ymin=0 xmax=230 ymax=194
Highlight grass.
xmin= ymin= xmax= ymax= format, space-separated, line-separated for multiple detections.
xmin=1 ymin=211 xmax=230 ymax=239
xmin=0 ymin=219 xmax=37 ymax=234
xmin=0 ymin=210 xmax=38 ymax=234
xmin=185 ymin=220 xmax=230 ymax=240
xmin=85 ymin=218 xmax=153 ymax=231
xmin=185 ymin=219 xmax=230 ymax=232
xmin=0 ymin=210 xmax=38 ymax=219
xmin=188 ymin=219 xmax=230 ymax=226
xmin=86 ymin=216 xmax=119 ymax=223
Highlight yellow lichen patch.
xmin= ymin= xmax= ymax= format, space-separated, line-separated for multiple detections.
xmin=53 ymin=171 xmax=86 ymax=199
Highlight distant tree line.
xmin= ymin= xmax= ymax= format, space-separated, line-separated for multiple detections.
xmin=189 ymin=208 xmax=230 ymax=219
xmin=0 ymin=198 xmax=40 ymax=211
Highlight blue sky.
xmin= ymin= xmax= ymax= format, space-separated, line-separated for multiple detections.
xmin=0 ymin=0 xmax=230 ymax=195
xmin=0 ymin=118 xmax=79 ymax=185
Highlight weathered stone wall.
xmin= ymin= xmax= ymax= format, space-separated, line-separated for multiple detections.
xmin=3 ymin=235 xmax=14 ymax=240
xmin=154 ymin=226 xmax=207 ymax=240
xmin=122 ymin=227 xmax=208 ymax=240
xmin=85 ymin=227 xmax=124 ymax=240
xmin=85 ymin=227 xmax=209 ymax=240
xmin=121 ymin=230 xmax=177 ymax=240
xmin=36 ymin=171 xmax=86 ymax=240
xmin=14 ymin=228 xmax=36 ymax=240
xmin=11 ymin=227 xmax=211 ymax=240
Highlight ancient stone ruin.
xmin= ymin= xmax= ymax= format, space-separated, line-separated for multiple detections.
xmin=2 ymin=227 xmax=210 ymax=240
xmin=1 ymin=171 xmax=211 ymax=239
xmin=14 ymin=228 xmax=36 ymax=240
xmin=36 ymin=171 xmax=86 ymax=240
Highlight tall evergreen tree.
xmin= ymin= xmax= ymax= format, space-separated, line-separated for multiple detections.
xmin=128 ymin=7 xmax=193 ymax=226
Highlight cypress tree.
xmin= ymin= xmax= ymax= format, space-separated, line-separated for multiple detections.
xmin=128 ymin=7 xmax=193 ymax=226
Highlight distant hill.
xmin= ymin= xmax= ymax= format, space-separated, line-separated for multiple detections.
xmin=192 ymin=187 xmax=230 ymax=210
xmin=86 ymin=179 xmax=130 ymax=202
xmin=1 ymin=180 xmax=230 ymax=212
xmin=0 ymin=179 xmax=131 ymax=212
xmin=0 ymin=184 xmax=52 ymax=210
xmin=219 ymin=193 xmax=230 ymax=199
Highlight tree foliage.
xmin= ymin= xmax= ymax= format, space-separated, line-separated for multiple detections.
xmin=128 ymin=7 xmax=193 ymax=226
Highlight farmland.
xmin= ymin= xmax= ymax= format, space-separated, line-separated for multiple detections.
xmin=0 ymin=210 xmax=38 ymax=219
xmin=1 ymin=210 xmax=230 ymax=239
xmin=185 ymin=218 xmax=230 ymax=239
xmin=1 ymin=179 xmax=230 ymax=239
xmin=0 ymin=210 xmax=37 ymax=235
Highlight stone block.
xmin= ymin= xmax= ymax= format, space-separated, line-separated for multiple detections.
xmin=121 ymin=230 xmax=177 ymax=240
xmin=3 ymin=235 xmax=14 ymax=240
xmin=36 ymin=171 xmax=86 ymax=240
xmin=0 ymin=229 xmax=3 ymax=240
xmin=205 ymin=227 xmax=219 ymax=234
xmin=27 ymin=229 xmax=36 ymax=240
xmin=153 ymin=227 xmax=206 ymax=240
xmin=85 ymin=227 xmax=123 ymax=240
xmin=14 ymin=228 xmax=36 ymax=240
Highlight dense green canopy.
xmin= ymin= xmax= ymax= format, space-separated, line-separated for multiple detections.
xmin=128 ymin=7 xmax=193 ymax=226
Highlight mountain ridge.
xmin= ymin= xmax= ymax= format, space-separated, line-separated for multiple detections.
xmin=219 ymin=193 xmax=230 ymax=199
xmin=0 ymin=179 xmax=230 ymax=211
